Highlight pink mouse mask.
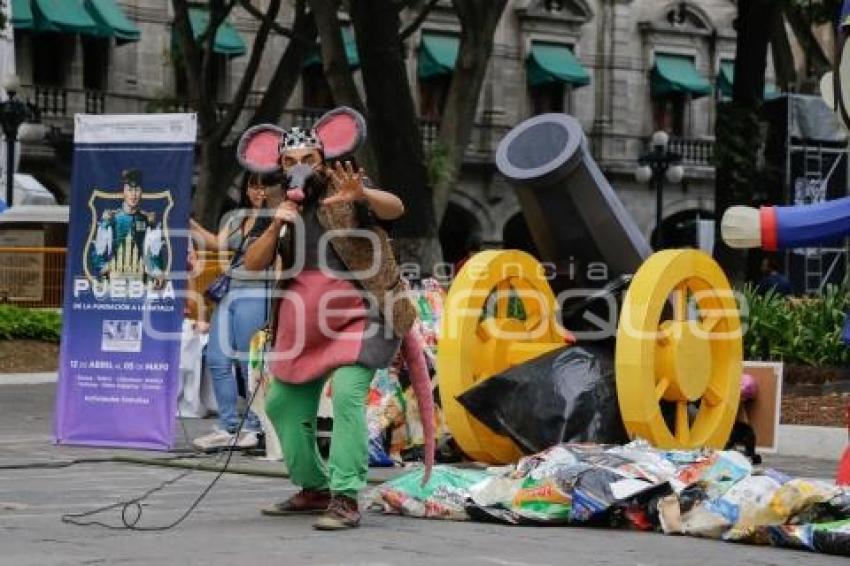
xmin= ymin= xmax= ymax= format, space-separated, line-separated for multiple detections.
xmin=236 ymin=107 xmax=366 ymax=177
xmin=236 ymin=108 xmax=366 ymax=205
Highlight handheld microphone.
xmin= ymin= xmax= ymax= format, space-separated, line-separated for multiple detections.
xmin=278 ymin=163 xmax=312 ymax=243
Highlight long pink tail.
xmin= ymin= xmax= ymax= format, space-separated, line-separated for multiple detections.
xmin=402 ymin=326 xmax=435 ymax=486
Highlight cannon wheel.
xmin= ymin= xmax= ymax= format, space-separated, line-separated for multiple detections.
xmin=615 ymin=250 xmax=742 ymax=449
xmin=438 ymin=250 xmax=568 ymax=463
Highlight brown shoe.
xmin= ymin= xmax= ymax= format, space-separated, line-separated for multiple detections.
xmin=261 ymin=489 xmax=331 ymax=516
xmin=313 ymin=495 xmax=361 ymax=530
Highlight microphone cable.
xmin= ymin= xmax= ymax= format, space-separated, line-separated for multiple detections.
xmin=61 ymin=382 xmax=262 ymax=531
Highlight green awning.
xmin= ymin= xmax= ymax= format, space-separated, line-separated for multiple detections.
xmin=717 ymin=60 xmax=780 ymax=100
xmin=418 ymin=33 xmax=458 ymax=79
xmin=11 ymin=0 xmax=34 ymax=29
xmin=651 ymin=53 xmax=712 ymax=98
xmin=187 ymin=7 xmax=246 ymax=56
xmin=303 ymin=27 xmax=359 ymax=69
xmin=13 ymin=0 xmax=139 ymax=42
xmin=31 ymin=0 xmax=98 ymax=34
xmin=85 ymin=0 xmax=140 ymax=43
xmin=527 ymin=42 xmax=590 ymax=87
xmin=717 ymin=60 xmax=734 ymax=98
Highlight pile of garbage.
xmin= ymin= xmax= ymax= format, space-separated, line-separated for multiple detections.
xmin=365 ymin=278 xmax=450 ymax=466
xmin=371 ymin=441 xmax=850 ymax=557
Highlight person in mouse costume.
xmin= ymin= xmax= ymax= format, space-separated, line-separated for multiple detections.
xmin=239 ymin=108 xmax=435 ymax=530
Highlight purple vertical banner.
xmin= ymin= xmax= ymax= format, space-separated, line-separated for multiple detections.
xmin=54 ymin=114 xmax=197 ymax=450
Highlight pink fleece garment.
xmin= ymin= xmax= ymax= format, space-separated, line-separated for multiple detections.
xmin=270 ymin=271 xmax=365 ymax=383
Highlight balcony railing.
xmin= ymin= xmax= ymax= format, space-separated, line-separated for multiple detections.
xmin=647 ymin=136 xmax=715 ymax=167
xmin=21 ymin=82 xmax=719 ymax=170
xmin=421 ymin=120 xmax=439 ymax=146
xmin=21 ymin=86 xmax=510 ymax=162
xmin=419 ymin=118 xmax=509 ymax=162
xmin=583 ymin=131 xmax=718 ymax=174
xmin=32 ymin=86 xmax=68 ymax=118
xmin=85 ymin=90 xmax=105 ymax=114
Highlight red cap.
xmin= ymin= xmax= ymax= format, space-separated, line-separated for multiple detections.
xmin=760 ymin=206 xmax=778 ymax=251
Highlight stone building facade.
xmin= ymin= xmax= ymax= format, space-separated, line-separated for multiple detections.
xmin=12 ymin=0 xmax=756 ymax=257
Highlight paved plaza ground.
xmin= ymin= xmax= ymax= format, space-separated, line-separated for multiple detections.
xmin=1 ymin=380 xmax=846 ymax=566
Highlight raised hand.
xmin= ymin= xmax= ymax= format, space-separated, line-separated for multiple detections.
xmin=323 ymin=161 xmax=366 ymax=206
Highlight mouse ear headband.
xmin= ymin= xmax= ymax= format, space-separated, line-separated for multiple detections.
xmin=235 ymin=107 xmax=367 ymax=174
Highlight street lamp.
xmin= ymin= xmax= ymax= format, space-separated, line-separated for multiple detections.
xmin=0 ymin=75 xmax=40 ymax=208
xmin=634 ymin=130 xmax=685 ymax=248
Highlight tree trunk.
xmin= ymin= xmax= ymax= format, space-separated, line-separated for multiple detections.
xmin=771 ymin=12 xmax=797 ymax=91
xmin=310 ymin=0 xmax=364 ymax=112
xmin=714 ymin=0 xmax=773 ymax=282
xmin=195 ymin=140 xmax=231 ymax=228
xmin=309 ymin=0 xmax=377 ymax=173
xmin=349 ymin=0 xmax=441 ymax=272
xmin=187 ymin=1 xmax=314 ymax=228
xmin=192 ymin=0 xmax=282 ymax=225
xmin=431 ymin=0 xmax=508 ymax=222
xmin=173 ymin=0 xmax=226 ymax=227
xmin=214 ymin=0 xmax=281 ymax=140
xmin=249 ymin=2 xmax=316 ymax=126
xmin=784 ymin=3 xmax=832 ymax=90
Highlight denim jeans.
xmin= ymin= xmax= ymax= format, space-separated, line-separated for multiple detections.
xmin=206 ymin=287 xmax=266 ymax=433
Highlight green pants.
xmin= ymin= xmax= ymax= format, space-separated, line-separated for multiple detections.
xmin=265 ymin=365 xmax=374 ymax=499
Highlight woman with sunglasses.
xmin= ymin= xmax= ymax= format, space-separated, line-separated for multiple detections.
xmin=189 ymin=172 xmax=279 ymax=451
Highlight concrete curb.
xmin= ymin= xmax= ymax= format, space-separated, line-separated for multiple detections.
xmin=113 ymin=455 xmax=399 ymax=484
xmin=1 ymin=376 xmax=844 ymax=462
xmin=777 ymin=424 xmax=847 ymax=459
xmin=0 ymin=372 xmax=57 ymax=385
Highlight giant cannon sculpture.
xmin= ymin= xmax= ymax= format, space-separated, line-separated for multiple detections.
xmin=437 ymin=114 xmax=743 ymax=464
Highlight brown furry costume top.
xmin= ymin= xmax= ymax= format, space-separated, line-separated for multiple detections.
xmin=316 ymin=188 xmax=418 ymax=339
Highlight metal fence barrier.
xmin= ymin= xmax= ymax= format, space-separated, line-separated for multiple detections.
xmin=0 ymin=247 xmax=66 ymax=308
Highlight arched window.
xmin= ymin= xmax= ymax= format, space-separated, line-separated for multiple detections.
xmin=662 ymin=2 xmax=711 ymax=31
xmin=522 ymin=0 xmax=593 ymax=21
xmin=543 ymin=0 xmax=567 ymax=13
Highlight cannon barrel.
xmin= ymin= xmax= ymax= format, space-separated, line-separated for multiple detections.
xmin=495 ymin=114 xmax=651 ymax=286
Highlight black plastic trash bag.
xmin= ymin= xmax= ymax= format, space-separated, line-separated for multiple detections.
xmin=813 ymin=522 xmax=850 ymax=557
xmin=457 ymin=344 xmax=628 ymax=454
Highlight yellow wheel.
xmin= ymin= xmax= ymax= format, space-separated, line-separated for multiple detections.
xmin=438 ymin=250 xmax=569 ymax=463
xmin=615 ymin=250 xmax=742 ymax=449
